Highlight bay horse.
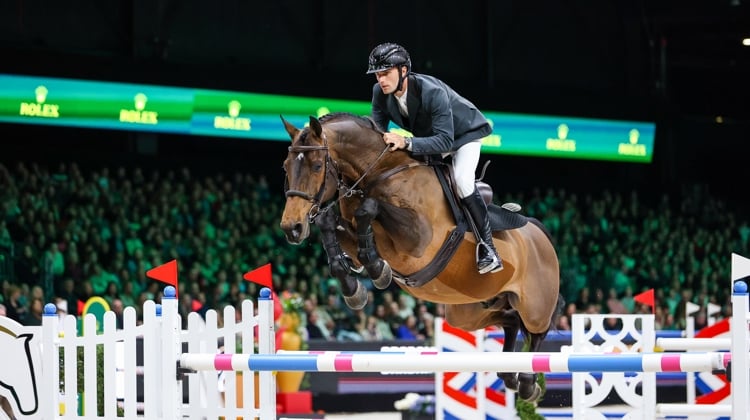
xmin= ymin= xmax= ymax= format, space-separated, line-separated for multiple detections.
xmin=279 ymin=112 xmax=562 ymax=401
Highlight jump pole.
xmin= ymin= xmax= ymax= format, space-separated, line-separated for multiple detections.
xmin=179 ymin=351 xmax=729 ymax=374
xmin=655 ymin=337 xmax=731 ymax=351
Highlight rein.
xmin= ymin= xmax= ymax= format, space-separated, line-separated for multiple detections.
xmin=287 ymin=135 xmax=398 ymax=223
xmin=363 ymin=161 xmax=428 ymax=195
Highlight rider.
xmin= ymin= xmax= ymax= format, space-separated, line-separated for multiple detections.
xmin=366 ymin=42 xmax=503 ymax=275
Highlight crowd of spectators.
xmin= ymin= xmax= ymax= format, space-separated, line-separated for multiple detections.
xmin=0 ymin=160 xmax=748 ymax=344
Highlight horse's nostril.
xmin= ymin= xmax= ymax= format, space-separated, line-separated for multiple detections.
xmin=293 ymin=223 xmax=303 ymax=238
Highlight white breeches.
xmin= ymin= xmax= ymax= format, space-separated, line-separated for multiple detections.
xmin=445 ymin=141 xmax=481 ymax=198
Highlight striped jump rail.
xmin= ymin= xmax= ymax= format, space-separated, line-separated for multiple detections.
xmin=180 ymin=351 xmax=730 ymax=374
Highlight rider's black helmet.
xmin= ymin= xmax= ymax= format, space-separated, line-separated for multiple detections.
xmin=366 ymin=43 xmax=411 ymax=74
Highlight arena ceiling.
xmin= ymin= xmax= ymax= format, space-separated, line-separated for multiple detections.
xmin=0 ymin=0 xmax=747 ymax=123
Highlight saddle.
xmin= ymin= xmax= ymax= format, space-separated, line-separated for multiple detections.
xmin=476 ymin=182 xmax=528 ymax=232
xmin=392 ymin=159 xmax=528 ymax=287
xmin=415 ymin=156 xmax=528 ymax=229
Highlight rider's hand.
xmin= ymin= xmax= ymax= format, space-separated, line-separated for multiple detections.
xmin=383 ymin=132 xmax=406 ymax=152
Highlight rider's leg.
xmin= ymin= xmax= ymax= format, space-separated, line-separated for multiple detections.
xmin=461 ymin=188 xmax=503 ymax=273
xmin=453 ymin=142 xmax=503 ymax=274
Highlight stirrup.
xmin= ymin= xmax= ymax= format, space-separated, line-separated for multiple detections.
xmin=475 ymin=244 xmax=503 ymax=274
xmin=488 ymin=258 xmax=504 ymax=273
xmin=478 ymin=256 xmax=503 ymax=274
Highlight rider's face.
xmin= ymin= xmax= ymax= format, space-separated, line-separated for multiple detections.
xmin=375 ymin=66 xmax=405 ymax=95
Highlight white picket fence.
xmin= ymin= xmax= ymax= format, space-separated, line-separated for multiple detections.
xmin=1 ymin=286 xmax=276 ymax=420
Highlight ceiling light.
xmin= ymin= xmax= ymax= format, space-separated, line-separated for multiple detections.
xmin=743 ymin=38 xmax=750 ymax=46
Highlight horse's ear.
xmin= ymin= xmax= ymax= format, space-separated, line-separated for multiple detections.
xmin=309 ymin=116 xmax=323 ymax=138
xmin=280 ymin=115 xmax=299 ymax=140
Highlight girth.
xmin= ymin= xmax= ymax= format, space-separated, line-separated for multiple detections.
xmin=391 ymin=160 xmax=469 ymax=288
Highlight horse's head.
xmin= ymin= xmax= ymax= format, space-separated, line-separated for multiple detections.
xmin=279 ymin=115 xmax=339 ymax=244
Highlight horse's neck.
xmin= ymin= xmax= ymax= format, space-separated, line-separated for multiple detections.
xmin=339 ymin=149 xmax=414 ymax=188
xmin=332 ymin=137 xmax=389 ymax=178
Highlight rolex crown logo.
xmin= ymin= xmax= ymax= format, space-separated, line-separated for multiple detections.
xmin=228 ymin=100 xmax=241 ymax=118
xmin=629 ymin=129 xmax=640 ymax=144
xmin=316 ymin=106 xmax=331 ymax=118
xmin=134 ymin=93 xmax=148 ymax=111
xmin=35 ymin=86 xmax=48 ymax=103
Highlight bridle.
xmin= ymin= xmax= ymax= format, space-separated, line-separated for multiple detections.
xmin=284 ymin=141 xmax=338 ymax=223
xmin=284 ymin=131 xmax=391 ymax=224
xmin=284 ymin=128 xmax=426 ymax=224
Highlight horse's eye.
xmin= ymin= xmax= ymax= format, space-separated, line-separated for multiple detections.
xmin=312 ymin=162 xmax=323 ymax=172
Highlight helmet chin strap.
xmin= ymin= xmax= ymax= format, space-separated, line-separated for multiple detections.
xmin=395 ymin=66 xmax=408 ymax=93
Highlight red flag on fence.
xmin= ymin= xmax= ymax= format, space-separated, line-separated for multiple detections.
xmin=243 ymin=263 xmax=273 ymax=289
xmin=243 ymin=263 xmax=282 ymax=321
xmin=147 ymin=259 xmax=178 ymax=288
xmin=634 ymin=288 xmax=655 ymax=314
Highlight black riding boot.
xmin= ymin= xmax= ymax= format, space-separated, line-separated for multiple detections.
xmin=461 ymin=188 xmax=504 ymax=274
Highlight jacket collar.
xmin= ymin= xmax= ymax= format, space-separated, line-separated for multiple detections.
xmin=388 ymin=75 xmax=419 ymax=129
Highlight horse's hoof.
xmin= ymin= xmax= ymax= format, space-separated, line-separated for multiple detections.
xmin=518 ymin=384 xmax=542 ymax=402
xmin=498 ymin=372 xmax=518 ymax=391
xmin=517 ymin=372 xmax=542 ymax=402
xmin=371 ymin=261 xmax=392 ymax=290
xmin=343 ymin=281 xmax=368 ymax=310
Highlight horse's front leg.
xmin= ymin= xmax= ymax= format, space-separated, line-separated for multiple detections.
xmin=315 ymin=209 xmax=368 ymax=310
xmin=354 ymin=197 xmax=392 ymax=289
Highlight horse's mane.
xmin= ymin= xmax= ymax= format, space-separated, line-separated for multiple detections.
xmin=294 ymin=112 xmax=382 ymax=146
xmin=319 ymin=112 xmax=382 ymax=133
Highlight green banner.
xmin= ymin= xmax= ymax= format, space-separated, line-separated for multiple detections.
xmin=0 ymin=74 xmax=193 ymax=133
xmin=0 ymin=73 xmax=655 ymax=163
xmin=480 ymin=113 xmax=654 ymax=163
xmin=191 ymin=89 xmax=371 ymax=139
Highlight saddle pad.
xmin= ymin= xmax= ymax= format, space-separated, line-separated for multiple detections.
xmin=488 ymin=204 xmax=529 ymax=231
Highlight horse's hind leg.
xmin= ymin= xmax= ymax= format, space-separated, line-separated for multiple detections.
xmin=497 ymin=312 xmax=543 ymax=402
xmin=515 ymin=331 xmax=545 ymax=402
xmin=316 ymin=210 xmax=368 ymax=309
xmin=354 ymin=197 xmax=392 ymax=289
xmin=497 ymin=312 xmax=522 ymax=393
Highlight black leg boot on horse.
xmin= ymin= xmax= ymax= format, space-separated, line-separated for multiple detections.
xmin=355 ymin=197 xmax=393 ymax=290
xmin=461 ymin=188 xmax=503 ymax=274
xmin=315 ymin=209 xmax=369 ymax=309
